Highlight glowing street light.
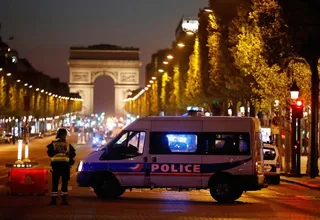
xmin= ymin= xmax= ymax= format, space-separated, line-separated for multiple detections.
xmin=167 ymin=55 xmax=174 ymax=59
xmin=152 ymin=77 xmax=156 ymax=80
xmin=186 ymin=31 xmax=194 ymax=35
xmin=147 ymin=84 xmax=151 ymax=87
xmin=290 ymin=81 xmax=300 ymax=100
xmin=158 ymin=69 xmax=164 ymax=73
xmin=204 ymin=7 xmax=213 ymax=13
xmin=177 ymin=43 xmax=185 ymax=47
xmin=149 ymin=80 xmax=154 ymax=83
xmin=17 ymin=79 xmax=20 ymax=82
xmin=0 ymin=68 xmax=3 ymax=71
xmin=163 ymin=61 xmax=169 ymax=65
xmin=6 ymin=73 xmax=11 ymax=76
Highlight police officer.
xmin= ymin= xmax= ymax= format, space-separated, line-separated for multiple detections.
xmin=47 ymin=128 xmax=76 ymax=205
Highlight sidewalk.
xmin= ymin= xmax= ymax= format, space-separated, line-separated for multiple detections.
xmin=281 ymin=175 xmax=320 ymax=190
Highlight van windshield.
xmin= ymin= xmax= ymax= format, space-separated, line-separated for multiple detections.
xmin=263 ymin=147 xmax=276 ymax=160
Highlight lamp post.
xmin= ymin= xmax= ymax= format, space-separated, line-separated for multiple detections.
xmin=290 ymin=81 xmax=300 ymax=176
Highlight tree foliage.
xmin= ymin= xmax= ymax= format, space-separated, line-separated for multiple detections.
xmin=9 ymin=85 xmax=18 ymax=114
xmin=0 ymin=77 xmax=6 ymax=116
xmin=185 ymin=36 xmax=202 ymax=105
xmin=169 ymin=65 xmax=180 ymax=111
xmin=229 ymin=1 xmax=290 ymax=110
xmin=160 ymin=72 xmax=170 ymax=110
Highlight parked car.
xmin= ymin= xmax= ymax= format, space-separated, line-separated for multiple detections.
xmin=263 ymin=144 xmax=280 ymax=184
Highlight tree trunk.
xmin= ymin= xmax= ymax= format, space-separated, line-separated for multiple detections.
xmin=249 ymin=102 xmax=255 ymax=117
xmin=308 ymin=55 xmax=319 ymax=178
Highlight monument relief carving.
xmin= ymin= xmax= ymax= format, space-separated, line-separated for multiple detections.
xmin=72 ymin=72 xmax=89 ymax=82
xmin=120 ymin=72 xmax=137 ymax=83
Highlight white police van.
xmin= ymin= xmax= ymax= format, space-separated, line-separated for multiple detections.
xmin=76 ymin=114 xmax=265 ymax=203
xmin=263 ymin=143 xmax=280 ymax=184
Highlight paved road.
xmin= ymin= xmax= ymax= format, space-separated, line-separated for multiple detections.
xmin=0 ymin=136 xmax=320 ymax=220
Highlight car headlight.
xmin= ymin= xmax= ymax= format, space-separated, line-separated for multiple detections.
xmin=77 ymin=160 xmax=84 ymax=172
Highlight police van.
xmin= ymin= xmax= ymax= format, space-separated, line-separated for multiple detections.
xmin=76 ymin=115 xmax=265 ymax=203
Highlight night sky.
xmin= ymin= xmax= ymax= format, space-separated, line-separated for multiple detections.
xmin=0 ymin=0 xmax=208 ymax=115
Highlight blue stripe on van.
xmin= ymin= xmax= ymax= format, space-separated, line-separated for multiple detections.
xmin=84 ymin=157 xmax=252 ymax=173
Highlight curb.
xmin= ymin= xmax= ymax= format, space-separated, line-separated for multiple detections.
xmin=280 ymin=178 xmax=320 ymax=190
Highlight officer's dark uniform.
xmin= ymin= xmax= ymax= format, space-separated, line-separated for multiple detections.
xmin=47 ymin=128 xmax=76 ymax=205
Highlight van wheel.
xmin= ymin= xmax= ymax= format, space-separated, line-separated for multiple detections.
xmin=231 ymin=189 xmax=243 ymax=201
xmin=210 ymin=179 xmax=234 ymax=203
xmin=93 ymin=176 xmax=126 ymax=199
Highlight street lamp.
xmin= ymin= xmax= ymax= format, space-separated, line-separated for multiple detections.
xmin=203 ymin=7 xmax=213 ymax=13
xmin=158 ymin=69 xmax=164 ymax=73
xmin=290 ymin=81 xmax=301 ymax=176
xmin=186 ymin=31 xmax=194 ymax=35
xmin=177 ymin=43 xmax=185 ymax=48
xmin=163 ymin=61 xmax=169 ymax=65
xmin=290 ymin=81 xmax=300 ymax=100
xmin=167 ymin=55 xmax=174 ymax=59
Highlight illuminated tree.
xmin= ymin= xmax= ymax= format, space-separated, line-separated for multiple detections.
xmin=207 ymin=13 xmax=232 ymax=104
xmin=0 ymin=77 xmax=7 ymax=116
xmin=160 ymin=72 xmax=171 ymax=110
xmin=48 ymin=96 xmax=55 ymax=116
xmin=150 ymin=82 xmax=159 ymax=115
xmin=168 ymin=65 xmax=180 ymax=113
xmin=9 ymin=85 xmax=18 ymax=114
xmin=17 ymin=88 xmax=25 ymax=116
xmin=229 ymin=2 xmax=289 ymax=110
xmin=185 ymin=35 xmax=202 ymax=105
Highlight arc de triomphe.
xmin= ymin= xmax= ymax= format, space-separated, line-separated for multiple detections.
xmin=68 ymin=44 xmax=140 ymax=116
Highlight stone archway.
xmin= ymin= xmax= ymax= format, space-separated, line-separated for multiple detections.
xmin=68 ymin=45 xmax=140 ymax=116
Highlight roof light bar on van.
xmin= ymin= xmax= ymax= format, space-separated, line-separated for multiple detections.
xmin=186 ymin=106 xmax=204 ymax=112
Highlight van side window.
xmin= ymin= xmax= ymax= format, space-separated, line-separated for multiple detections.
xmin=207 ymin=132 xmax=250 ymax=155
xmin=109 ymin=131 xmax=146 ymax=158
xmin=150 ymin=132 xmax=198 ymax=154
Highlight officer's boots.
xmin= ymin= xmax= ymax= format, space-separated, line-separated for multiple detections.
xmin=61 ymin=195 xmax=69 ymax=205
xmin=48 ymin=196 xmax=57 ymax=205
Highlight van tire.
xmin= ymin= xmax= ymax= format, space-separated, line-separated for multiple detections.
xmin=93 ymin=174 xmax=126 ymax=199
xmin=210 ymin=174 xmax=242 ymax=203
xmin=231 ymin=189 xmax=243 ymax=201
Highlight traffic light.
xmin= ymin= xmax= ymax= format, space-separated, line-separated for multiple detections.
xmin=293 ymin=100 xmax=304 ymax=118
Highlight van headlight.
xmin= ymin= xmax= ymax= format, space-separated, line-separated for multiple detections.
xmin=77 ymin=160 xmax=84 ymax=172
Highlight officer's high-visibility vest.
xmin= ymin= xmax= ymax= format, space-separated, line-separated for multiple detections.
xmin=51 ymin=141 xmax=70 ymax=162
